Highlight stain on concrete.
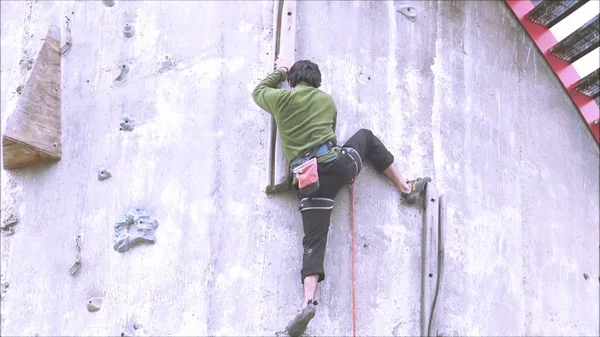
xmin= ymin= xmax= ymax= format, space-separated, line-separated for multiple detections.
xmin=158 ymin=57 xmax=177 ymax=74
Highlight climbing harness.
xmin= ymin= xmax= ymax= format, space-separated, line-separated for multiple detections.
xmin=69 ymin=233 xmax=82 ymax=276
xmin=60 ymin=16 xmax=72 ymax=55
xmin=349 ymin=183 xmax=357 ymax=337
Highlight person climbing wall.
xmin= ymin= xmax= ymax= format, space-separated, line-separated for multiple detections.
xmin=251 ymin=58 xmax=431 ymax=336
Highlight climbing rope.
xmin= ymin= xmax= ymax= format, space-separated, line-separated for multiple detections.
xmin=349 ymin=183 xmax=357 ymax=337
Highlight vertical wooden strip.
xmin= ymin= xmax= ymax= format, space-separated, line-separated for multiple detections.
xmin=421 ymin=183 xmax=439 ymax=336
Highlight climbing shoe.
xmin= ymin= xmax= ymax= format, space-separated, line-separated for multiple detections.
xmin=402 ymin=177 xmax=432 ymax=204
xmin=285 ymin=302 xmax=317 ymax=337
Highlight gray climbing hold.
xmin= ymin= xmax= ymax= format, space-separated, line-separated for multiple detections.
xmin=87 ymin=297 xmax=103 ymax=312
xmin=69 ymin=261 xmax=81 ymax=276
xmin=123 ymin=23 xmax=135 ymax=38
xmin=115 ymin=63 xmax=130 ymax=82
xmin=98 ymin=168 xmax=112 ymax=181
xmin=119 ymin=114 xmax=134 ymax=131
xmin=1 ymin=214 xmax=19 ymax=232
xmin=113 ymin=208 xmax=159 ymax=253
xmin=101 ymin=0 xmax=115 ymax=7
xmin=395 ymin=4 xmax=417 ymax=22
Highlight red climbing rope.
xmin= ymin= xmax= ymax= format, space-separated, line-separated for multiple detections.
xmin=350 ymin=183 xmax=357 ymax=337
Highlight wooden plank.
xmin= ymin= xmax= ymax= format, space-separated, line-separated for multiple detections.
xmin=3 ymin=25 xmax=62 ymax=170
xmin=265 ymin=0 xmax=296 ymax=194
xmin=421 ymin=183 xmax=439 ymax=336
xmin=2 ymin=138 xmax=59 ymax=170
xmin=429 ymin=193 xmax=447 ymax=336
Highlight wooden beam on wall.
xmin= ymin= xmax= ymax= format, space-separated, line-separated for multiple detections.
xmin=3 ymin=25 xmax=62 ymax=170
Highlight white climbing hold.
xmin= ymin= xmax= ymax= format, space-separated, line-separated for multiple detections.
xmin=115 ymin=63 xmax=130 ymax=82
xmin=123 ymin=23 xmax=135 ymax=38
xmin=98 ymin=168 xmax=112 ymax=181
xmin=87 ymin=297 xmax=103 ymax=312
xmin=101 ymin=0 xmax=115 ymax=7
xmin=395 ymin=3 xmax=418 ymax=22
xmin=119 ymin=114 xmax=135 ymax=131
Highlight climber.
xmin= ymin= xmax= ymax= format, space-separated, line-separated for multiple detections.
xmin=251 ymin=59 xmax=431 ymax=336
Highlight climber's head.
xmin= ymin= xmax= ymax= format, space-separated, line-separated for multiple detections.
xmin=287 ymin=60 xmax=321 ymax=88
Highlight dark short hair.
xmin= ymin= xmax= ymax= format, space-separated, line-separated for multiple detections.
xmin=287 ymin=60 xmax=321 ymax=88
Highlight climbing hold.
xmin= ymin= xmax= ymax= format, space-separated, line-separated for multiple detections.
xmin=98 ymin=168 xmax=112 ymax=181
xmin=583 ymin=273 xmax=589 ymax=280
xmin=115 ymin=63 xmax=130 ymax=82
xmin=1 ymin=214 xmax=19 ymax=233
xmin=122 ymin=23 xmax=135 ymax=38
xmin=101 ymin=0 xmax=115 ymax=7
xmin=119 ymin=114 xmax=134 ymax=131
xmin=69 ymin=234 xmax=83 ymax=276
xmin=69 ymin=261 xmax=81 ymax=276
xmin=395 ymin=4 xmax=418 ymax=22
xmin=60 ymin=16 xmax=72 ymax=55
xmin=87 ymin=297 xmax=103 ymax=312
xmin=113 ymin=208 xmax=159 ymax=253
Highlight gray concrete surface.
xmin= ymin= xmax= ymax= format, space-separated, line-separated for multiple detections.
xmin=1 ymin=1 xmax=598 ymax=336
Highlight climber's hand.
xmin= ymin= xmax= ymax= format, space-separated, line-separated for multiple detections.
xmin=275 ymin=58 xmax=292 ymax=72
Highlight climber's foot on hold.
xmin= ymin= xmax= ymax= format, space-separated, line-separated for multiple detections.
xmin=285 ymin=301 xmax=317 ymax=337
xmin=402 ymin=177 xmax=431 ymax=204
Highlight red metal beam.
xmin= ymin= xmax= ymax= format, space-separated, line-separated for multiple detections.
xmin=506 ymin=0 xmax=600 ymax=143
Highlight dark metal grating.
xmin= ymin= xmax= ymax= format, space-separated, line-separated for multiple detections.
xmin=530 ymin=0 xmax=544 ymax=7
xmin=574 ymin=68 xmax=600 ymax=98
xmin=549 ymin=14 xmax=599 ymax=63
xmin=525 ymin=0 xmax=589 ymax=28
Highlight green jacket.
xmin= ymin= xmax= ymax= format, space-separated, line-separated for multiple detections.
xmin=251 ymin=68 xmax=338 ymax=164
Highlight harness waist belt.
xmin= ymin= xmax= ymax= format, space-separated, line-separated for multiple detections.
xmin=290 ymin=140 xmax=338 ymax=169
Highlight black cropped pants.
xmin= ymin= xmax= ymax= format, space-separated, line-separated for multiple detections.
xmin=295 ymin=128 xmax=395 ymax=283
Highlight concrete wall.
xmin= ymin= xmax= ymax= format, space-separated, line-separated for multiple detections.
xmin=1 ymin=1 xmax=598 ymax=336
